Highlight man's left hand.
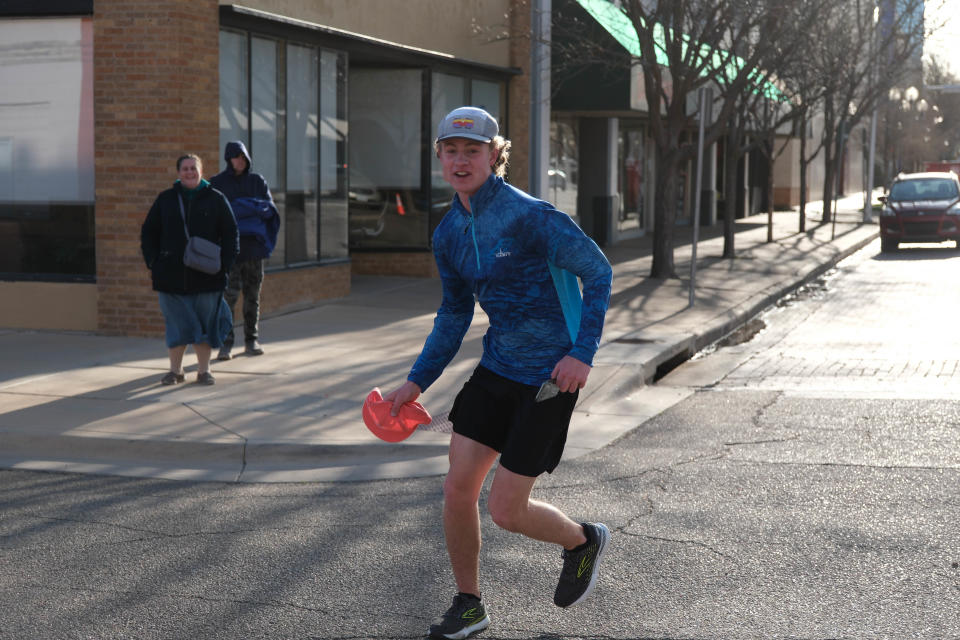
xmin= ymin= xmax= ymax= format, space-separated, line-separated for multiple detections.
xmin=551 ymin=355 xmax=591 ymax=393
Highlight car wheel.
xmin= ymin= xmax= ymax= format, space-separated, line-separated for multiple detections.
xmin=880 ymin=237 xmax=898 ymax=253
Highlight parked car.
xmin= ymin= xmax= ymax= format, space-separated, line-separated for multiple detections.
xmin=878 ymin=171 xmax=960 ymax=252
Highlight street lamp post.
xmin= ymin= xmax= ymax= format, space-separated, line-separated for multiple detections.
xmin=889 ymin=86 xmax=932 ymax=175
xmin=886 ymin=87 xmax=902 ymax=181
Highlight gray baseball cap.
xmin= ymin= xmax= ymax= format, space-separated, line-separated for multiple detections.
xmin=436 ymin=106 xmax=499 ymax=143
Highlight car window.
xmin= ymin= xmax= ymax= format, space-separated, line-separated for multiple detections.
xmin=890 ymin=179 xmax=959 ymax=201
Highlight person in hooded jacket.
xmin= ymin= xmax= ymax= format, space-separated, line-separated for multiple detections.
xmin=210 ymin=140 xmax=275 ymax=360
xmin=141 ymin=154 xmax=238 ymax=386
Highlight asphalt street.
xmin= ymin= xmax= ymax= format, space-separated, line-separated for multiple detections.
xmin=2 ymin=237 xmax=959 ymax=639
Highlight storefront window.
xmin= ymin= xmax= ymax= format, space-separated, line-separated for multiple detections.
xmin=319 ymin=50 xmax=348 ymax=260
xmin=618 ymin=125 xmax=646 ymax=233
xmin=219 ymin=29 xmax=347 ymax=266
xmin=348 ymin=68 xmax=427 ymax=250
xmin=0 ymin=17 xmax=94 ymax=279
xmin=549 ymin=118 xmax=579 ymax=217
xmin=251 ymin=37 xmax=279 ymax=190
xmin=471 ymin=80 xmax=502 ymax=121
xmin=219 ymin=30 xmax=248 ymax=155
xmin=286 ymin=43 xmax=319 ymax=265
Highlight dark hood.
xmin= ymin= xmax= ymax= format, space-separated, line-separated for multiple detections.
xmin=224 ymin=141 xmax=252 ymax=174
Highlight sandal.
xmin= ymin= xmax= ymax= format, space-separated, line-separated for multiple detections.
xmin=161 ymin=371 xmax=185 ymax=385
xmin=196 ymin=371 xmax=216 ymax=385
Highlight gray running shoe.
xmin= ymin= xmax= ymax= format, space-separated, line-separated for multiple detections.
xmin=428 ymin=593 xmax=490 ymax=640
xmin=553 ymin=522 xmax=609 ymax=607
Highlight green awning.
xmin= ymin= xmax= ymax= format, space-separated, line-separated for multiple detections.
xmin=575 ymin=0 xmax=782 ymax=100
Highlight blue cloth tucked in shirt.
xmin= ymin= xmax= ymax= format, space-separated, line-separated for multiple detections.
xmin=231 ymin=197 xmax=280 ymax=259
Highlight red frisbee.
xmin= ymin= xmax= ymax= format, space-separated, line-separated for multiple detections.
xmin=362 ymin=388 xmax=432 ymax=442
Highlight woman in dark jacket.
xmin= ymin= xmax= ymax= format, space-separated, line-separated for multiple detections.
xmin=141 ymin=154 xmax=239 ymax=385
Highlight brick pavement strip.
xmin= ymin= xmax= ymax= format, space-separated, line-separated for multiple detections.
xmin=714 ymin=240 xmax=960 ymax=397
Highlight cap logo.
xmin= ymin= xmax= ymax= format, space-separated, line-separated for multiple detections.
xmin=452 ymin=117 xmax=475 ymax=129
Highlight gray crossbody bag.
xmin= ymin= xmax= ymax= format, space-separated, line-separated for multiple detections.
xmin=177 ymin=194 xmax=221 ymax=275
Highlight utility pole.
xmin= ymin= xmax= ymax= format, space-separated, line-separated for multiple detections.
xmin=529 ymin=0 xmax=551 ymax=198
xmin=690 ymin=86 xmax=712 ymax=307
xmin=864 ymin=3 xmax=878 ymax=222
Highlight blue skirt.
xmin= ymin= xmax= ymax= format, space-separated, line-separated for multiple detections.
xmin=157 ymin=291 xmax=232 ymax=349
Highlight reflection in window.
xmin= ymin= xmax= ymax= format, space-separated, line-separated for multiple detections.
xmin=219 ymin=29 xmax=347 ymax=266
xmin=618 ymin=126 xmax=645 ymax=232
xmin=348 ymin=68 xmax=427 ymax=250
xmin=219 ymin=30 xmax=248 ymax=156
xmin=251 ymin=37 xmax=279 ymax=189
xmin=549 ymin=118 xmax=579 ymax=217
xmin=471 ymin=79 xmax=502 ymax=122
xmin=0 ymin=17 xmax=94 ymax=279
xmin=319 ymin=50 xmax=348 ymax=259
xmin=250 ymin=37 xmax=283 ymax=268
xmin=286 ymin=43 xmax=319 ymax=265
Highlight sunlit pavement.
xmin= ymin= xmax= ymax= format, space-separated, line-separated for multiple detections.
xmin=0 ymin=194 xmax=880 ymax=482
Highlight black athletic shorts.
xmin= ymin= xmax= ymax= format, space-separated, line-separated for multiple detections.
xmin=448 ymin=365 xmax=579 ymax=477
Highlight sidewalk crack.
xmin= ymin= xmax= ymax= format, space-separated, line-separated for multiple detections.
xmin=182 ymin=403 xmax=247 ymax=481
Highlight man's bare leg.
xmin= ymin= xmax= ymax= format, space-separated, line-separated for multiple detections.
xmin=443 ymin=434 xmax=499 ymax=596
xmin=486 ymin=465 xmax=587 ymax=550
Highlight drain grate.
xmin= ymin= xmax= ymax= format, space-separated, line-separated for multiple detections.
xmin=715 ymin=317 xmax=767 ymax=347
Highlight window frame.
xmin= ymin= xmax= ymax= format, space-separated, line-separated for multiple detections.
xmin=220 ymin=5 xmax=516 ymax=254
xmin=0 ymin=14 xmax=96 ymax=282
xmin=219 ymin=26 xmax=349 ymax=268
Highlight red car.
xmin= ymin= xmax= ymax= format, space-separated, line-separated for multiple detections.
xmin=879 ymin=172 xmax=960 ymax=252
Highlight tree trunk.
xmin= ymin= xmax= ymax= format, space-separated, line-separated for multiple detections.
xmin=822 ymin=143 xmax=835 ymax=224
xmin=821 ymin=100 xmax=836 ymax=224
xmin=651 ymin=146 xmax=680 ymax=278
xmin=799 ymin=113 xmax=808 ymax=233
xmin=766 ymin=136 xmax=775 ymax=243
xmin=723 ymin=117 xmax=740 ymax=259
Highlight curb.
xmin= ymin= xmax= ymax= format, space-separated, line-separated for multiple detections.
xmin=0 ymin=224 xmax=878 ymax=484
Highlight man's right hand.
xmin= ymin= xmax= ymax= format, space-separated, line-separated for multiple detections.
xmin=383 ymin=381 xmax=422 ymax=416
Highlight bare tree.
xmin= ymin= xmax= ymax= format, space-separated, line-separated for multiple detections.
xmin=719 ymin=81 xmax=796 ymax=255
xmin=555 ymin=0 xmax=827 ymax=277
xmin=811 ymin=0 xmax=927 ymax=222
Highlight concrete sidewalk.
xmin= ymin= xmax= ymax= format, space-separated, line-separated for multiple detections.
xmin=0 ymin=196 xmax=879 ymax=483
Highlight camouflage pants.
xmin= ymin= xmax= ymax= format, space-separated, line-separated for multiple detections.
xmin=222 ymin=258 xmax=264 ymax=348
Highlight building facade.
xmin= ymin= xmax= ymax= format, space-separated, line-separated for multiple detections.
xmin=0 ymin=0 xmax=525 ymax=335
xmin=1 ymin=0 xmax=864 ymax=336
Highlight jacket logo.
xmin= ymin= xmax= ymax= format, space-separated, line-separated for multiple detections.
xmin=495 ymin=248 xmax=511 ymax=258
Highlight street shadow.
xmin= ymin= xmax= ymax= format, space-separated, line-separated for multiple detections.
xmin=0 ymin=462 xmax=446 ymax=639
xmin=0 ymin=321 xmax=473 ymax=473
xmin=528 ymin=637 xmax=667 ymax=640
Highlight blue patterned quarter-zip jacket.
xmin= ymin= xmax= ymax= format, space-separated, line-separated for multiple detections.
xmin=408 ymin=174 xmax=612 ymax=391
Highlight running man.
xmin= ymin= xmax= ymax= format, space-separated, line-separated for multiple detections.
xmin=384 ymin=106 xmax=613 ymax=639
